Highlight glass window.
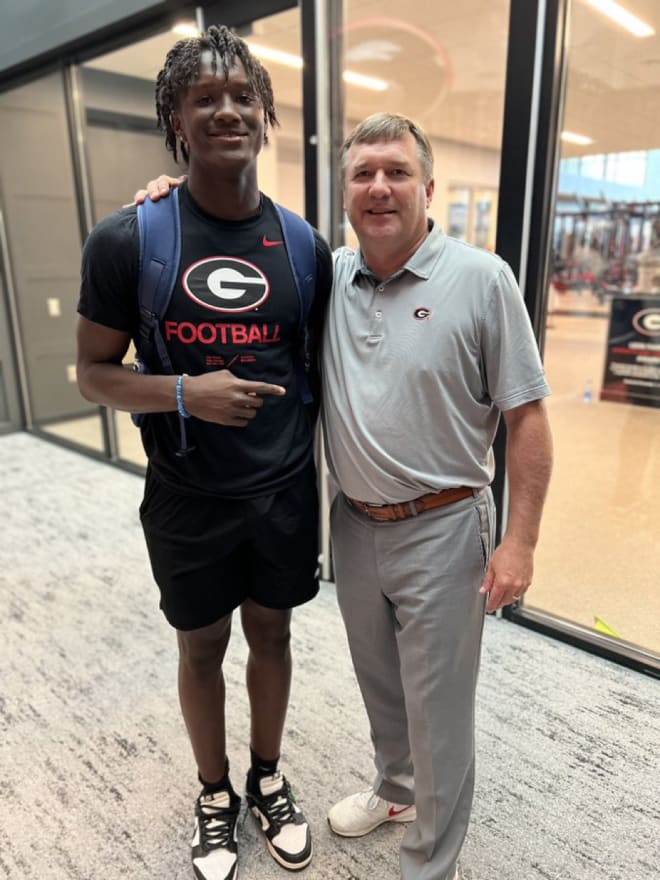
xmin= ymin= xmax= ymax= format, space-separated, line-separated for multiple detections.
xmin=447 ymin=188 xmax=470 ymax=241
xmin=534 ymin=1 xmax=660 ymax=659
xmin=0 ymin=72 xmax=104 ymax=454
xmin=606 ymin=151 xmax=647 ymax=187
xmin=341 ymin=2 xmax=510 ymax=250
xmin=580 ymin=153 xmax=606 ymax=180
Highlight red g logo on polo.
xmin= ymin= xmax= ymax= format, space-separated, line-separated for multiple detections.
xmin=414 ymin=307 xmax=432 ymax=320
xmin=183 ymin=257 xmax=270 ymax=313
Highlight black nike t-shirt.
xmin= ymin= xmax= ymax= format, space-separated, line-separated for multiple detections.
xmin=78 ymin=185 xmax=332 ymax=498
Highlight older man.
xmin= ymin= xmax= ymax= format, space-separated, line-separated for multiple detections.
xmin=322 ymin=113 xmax=552 ymax=880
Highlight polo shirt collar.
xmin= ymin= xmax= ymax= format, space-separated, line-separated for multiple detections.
xmin=350 ymin=220 xmax=446 ymax=284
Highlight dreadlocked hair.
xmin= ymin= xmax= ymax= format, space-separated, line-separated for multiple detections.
xmin=155 ymin=24 xmax=279 ymax=164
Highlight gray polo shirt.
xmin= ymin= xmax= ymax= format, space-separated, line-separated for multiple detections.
xmin=321 ymin=222 xmax=551 ymax=504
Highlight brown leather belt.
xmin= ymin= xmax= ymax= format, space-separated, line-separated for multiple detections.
xmin=345 ymin=486 xmax=475 ymax=522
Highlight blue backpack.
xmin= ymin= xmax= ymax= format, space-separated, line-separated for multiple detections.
xmin=132 ymin=188 xmax=318 ymax=426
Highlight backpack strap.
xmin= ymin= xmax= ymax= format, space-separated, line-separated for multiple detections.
xmin=136 ymin=188 xmax=181 ymax=375
xmin=131 ymin=189 xmax=181 ymax=427
xmin=274 ymin=203 xmax=317 ymax=404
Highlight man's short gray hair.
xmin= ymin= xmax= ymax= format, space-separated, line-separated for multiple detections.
xmin=340 ymin=113 xmax=434 ymax=184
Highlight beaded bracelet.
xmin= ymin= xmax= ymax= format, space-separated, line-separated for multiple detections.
xmin=176 ymin=374 xmax=191 ymax=419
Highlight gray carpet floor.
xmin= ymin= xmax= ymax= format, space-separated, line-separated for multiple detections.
xmin=1 ymin=432 xmax=659 ymax=880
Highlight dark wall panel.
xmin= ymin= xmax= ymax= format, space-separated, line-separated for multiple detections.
xmin=0 ymin=0 xmax=166 ymax=80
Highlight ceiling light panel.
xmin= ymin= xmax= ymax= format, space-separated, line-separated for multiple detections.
xmin=585 ymin=0 xmax=655 ymax=38
xmin=172 ymin=22 xmax=199 ymax=38
xmin=561 ymin=131 xmax=595 ymax=145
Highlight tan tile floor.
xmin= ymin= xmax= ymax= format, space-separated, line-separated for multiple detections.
xmin=534 ymin=298 xmax=660 ymax=654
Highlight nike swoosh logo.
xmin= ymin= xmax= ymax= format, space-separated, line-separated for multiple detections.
xmin=388 ymin=805 xmax=413 ymax=817
xmin=262 ymin=236 xmax=284 ymax=247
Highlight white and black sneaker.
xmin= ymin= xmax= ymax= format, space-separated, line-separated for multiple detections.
xmin=191 ymin=788 xmax=241 ymax=880
xmin=245 ymin=770 xmax=312 ymax=871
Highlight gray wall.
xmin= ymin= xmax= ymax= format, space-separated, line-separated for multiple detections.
xmin=82 ymin=67 xmax=158 ymax=120
xmin=86 ymin=121 xmax=181 ymax=224
xmin=0 ymin=266 xmax=23 ymax=432
xmin=0 ymin=72 xmax=91 ymax=423
xmin=80 ymin=67 xmax=183 ymax=220
xmin=0 ymin=65 xmax=182 ymax=427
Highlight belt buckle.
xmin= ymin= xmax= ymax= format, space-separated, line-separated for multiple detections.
xmin=362 ymin=500 xmax=396 ymax=521
xmin=368 ymin=502 xmax=391 ymax=521
xmin=391 ymin=502 xmax=409 ymax=521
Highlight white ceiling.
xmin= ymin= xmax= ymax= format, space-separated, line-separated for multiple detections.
xmin=85 ymin=0 xmax=660 ymax=159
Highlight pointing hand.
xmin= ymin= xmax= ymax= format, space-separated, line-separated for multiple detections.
xmin=182 ymin=370 xmax=286 ymax=427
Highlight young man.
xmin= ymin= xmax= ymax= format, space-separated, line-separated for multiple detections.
xmin=135 ymin=113 xmax=553 ymax=880
xmin=76 ymin=26 xmax=331 ymax=880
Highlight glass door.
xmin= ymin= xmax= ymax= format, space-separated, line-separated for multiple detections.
xmin=0 ymin=71 xmax=101 ymax=450
xmin=519 ymin=0 xmax=660 ymax=672
xmin=338 ymin=2 xmax=511 ymax=248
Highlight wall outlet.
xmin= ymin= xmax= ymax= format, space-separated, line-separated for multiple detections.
xmin=66 ymin=364 xmax=77 ymax=383
xmin=47 ymin=297 xmax=61 ymax=317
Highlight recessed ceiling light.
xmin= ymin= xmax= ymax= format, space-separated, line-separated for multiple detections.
xmin=247 ymin=43 xmax=303 ymax=70
xmin=172 ymin=22 xmax=198 ymax=38
xmin=342 ymin=70 xmax=388 ymax=91
xmin=585 ymin=1 xmax=655 ymax=38
xmin=248 ymin=43 xmax=388 ymax=91
xmin=561 ymin=131 xmax=595 ymax=145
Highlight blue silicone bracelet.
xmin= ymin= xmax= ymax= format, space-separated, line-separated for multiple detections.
xmin=176 ymin=374 xmax=191 ymax=419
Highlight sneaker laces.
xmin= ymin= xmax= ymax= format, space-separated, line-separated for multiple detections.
xmin=258 ymin=775 xmax=298 ymax=831
xmin=352 ymin=788 xmax=382 ymax=811
xmin=198 ymin=794 xmax=239 ymax=852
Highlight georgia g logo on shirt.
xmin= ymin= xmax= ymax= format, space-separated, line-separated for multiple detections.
xmin=183 ymin=257 xmax=270 ymax=313
xmin=414 ymin=307 xmax=432 ymax=320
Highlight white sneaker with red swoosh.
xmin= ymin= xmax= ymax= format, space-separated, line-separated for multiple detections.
xmin=327 ymin=789 xmax=416 ymax=837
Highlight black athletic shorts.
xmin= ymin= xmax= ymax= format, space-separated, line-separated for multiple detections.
xmin=139 ymin=462 xmax=320 ymax=631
